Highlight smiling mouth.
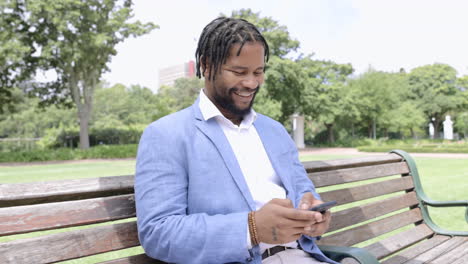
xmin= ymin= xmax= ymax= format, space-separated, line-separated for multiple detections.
xmin=233 ymin=89 xmax=256 ymax=97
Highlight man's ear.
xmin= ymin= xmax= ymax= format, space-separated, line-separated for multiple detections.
xmin=201 ymin=56 xmax=211 ymax=80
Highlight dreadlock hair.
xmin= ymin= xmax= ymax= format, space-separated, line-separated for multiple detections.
xmin=195 ymin=17 xmax=270 ymax=81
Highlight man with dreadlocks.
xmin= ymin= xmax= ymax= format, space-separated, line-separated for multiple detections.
xmin=135 ymin=17 xmax=337 ymax=264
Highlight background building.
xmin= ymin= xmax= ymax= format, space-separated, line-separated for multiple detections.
xmin=158 ymin=60 xmax=196 ymax=87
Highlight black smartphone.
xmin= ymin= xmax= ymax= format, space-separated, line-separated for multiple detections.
xmin=309 ymin=201 xmax=337 ymax=214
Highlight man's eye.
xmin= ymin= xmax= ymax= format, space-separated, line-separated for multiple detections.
xmin=231 ymin=70 xmax=245 ymax=75
xmin=254 ymin=71 xmax=263 ymax=76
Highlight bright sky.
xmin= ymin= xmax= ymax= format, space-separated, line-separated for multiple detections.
xmin=102 ymin=0 xmax=468 ymax=92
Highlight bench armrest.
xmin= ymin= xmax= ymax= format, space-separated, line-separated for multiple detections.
xmin=391 ymin=149 xmax=468 ymax=237
xmin=318 ymin=245 xmax=380 ymax=264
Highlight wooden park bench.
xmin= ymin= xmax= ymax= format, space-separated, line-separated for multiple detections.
xmin=0 ymin=150 xmax=466 ymax=263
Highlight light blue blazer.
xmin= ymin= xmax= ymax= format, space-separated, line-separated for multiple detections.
xmin=135 ymin=99 xmax=337 ymax=264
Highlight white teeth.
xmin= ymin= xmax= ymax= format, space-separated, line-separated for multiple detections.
xmin=235 ymin=91 xmax=255 ymax=97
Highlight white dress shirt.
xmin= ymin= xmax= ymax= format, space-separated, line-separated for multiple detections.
xmin=199 ymin=89 xmax=298 ymax=253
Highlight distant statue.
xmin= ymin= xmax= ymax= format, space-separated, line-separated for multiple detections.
xmin=428 ymin=122 xmax=434 ymax=139
xmin=443 ymin=115 xmax=453 ymax=140
xmin=291 ymin=113 xmax=305 ymax=148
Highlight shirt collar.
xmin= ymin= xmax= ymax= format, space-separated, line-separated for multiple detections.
xmin=199 ymin=89 xmax=257 ymax=128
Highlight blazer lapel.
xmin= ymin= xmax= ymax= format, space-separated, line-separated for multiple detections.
xmin=192 ymin=102 xmax=256 ymax=211
xmin=254 ymin=116 xmax=296 ymax=205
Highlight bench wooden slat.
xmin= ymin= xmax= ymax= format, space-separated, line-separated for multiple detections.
xmin=302 ymin=154 xmax=402 ymax=172
xmin=319 ymin=176 xmax=414 ymax=205
xmin=451 ymin=256 xmax=468 ymax=264
xmin=0 ymin=175 xmax=134 ymax=207
xmin=396 ymin=236 xmax=467 ymax=264
xmin=318 ymin=209 xmax=423 ymax=247
xmin=381 ymin=235 xmax=451 ymax=264
xmin=328 ymin=192 xmax=419 ymax=232
xmin=424 ymin=237 xmax=467 ymax=264
xmin=310 ymin=162 xmax=409 ymax=187
xmin=364 ymin=224 xmax=434 ymax=259
xmin=0 ymin=221 xmax=139 ymax=264
xmin=98 ymin=254 xmax=164 ymax=264
xmin=0 ymin=194 xmax=135 ymax=236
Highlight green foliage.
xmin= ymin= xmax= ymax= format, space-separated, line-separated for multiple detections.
xmin=300 ymin=58 xmax=354 ymax=142
xmin=42 ymin=126 xmax=144 ymax=148
xmin=0 ymin=144 xmax=137 ymax=162
xmin=228 ymin=8 xmax=300 ymax=58
xmin=0 ymin=91 xmax=76 ymax=139
xmin=253 ymin=86 xmax=282 ymax=121
xmin=157 ymin=77 xmax=204 ymax=112
xmin=408 ymin=64 xmax=463 ymax=137
xmin=454 ymin=112 xmax=468 ymax=138
xmin=0 ymin=83 xmax=160 ymax=151
xmin=358 ymin=146 xmax=468 ymax=153
xmin=93 ymin=83 xmax=168 ymax=126
xmin=357 ymin=139 xmax=468 ymax=153
xmin=1 ymin=0 xmax=158 ymax=149
xmin=311 ymin=131 xmax=374 ymax=147
xmin=383 ymin=101 xmax=427 ymax=138
xmin=264 ymin=56 xmax=306 ymax=123
xmin=0 ymin=1 xmax=40 ymax=111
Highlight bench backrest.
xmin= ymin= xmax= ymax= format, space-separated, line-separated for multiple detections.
xmin=305 ymin=154 xmax=433 ymax=261
xmin=0 ymin=153 xmax=429 ymax=263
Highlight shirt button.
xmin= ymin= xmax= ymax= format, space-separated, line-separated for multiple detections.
xmin=246 ymin=257 xmax=253 ymax=262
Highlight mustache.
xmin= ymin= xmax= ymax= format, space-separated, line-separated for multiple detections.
xmin=228 ymin=86 xmax=260 ymax=94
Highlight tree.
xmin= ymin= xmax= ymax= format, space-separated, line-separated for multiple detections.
xmin=92 ymin=83 xmax=172 ymax=128
xmin=408 ymin=64 xmax=463 ymax=138
xmin=384 ymin=101 xmax=426 ymax=138
xmin=300 ymin=58 xmax=354 ymax=143
xmin=158 ymin=77 xmax=204 ymax=112
xmin=0 ymin=1 xmax=40 ymax=112
xmin=262 ymin=56 xmax=306 ymax=123
xmin=228 ymin=9 xmax=300 ymax=59
xmin=0 ymin=89 xmax=76 ymax=139
xmin=454 ymin=112 xmax=468 ymax=138
xmin=347 ymin=70 xmax=402 ymax=139
xmin=5 ymin=0 xmax=157 ymax=148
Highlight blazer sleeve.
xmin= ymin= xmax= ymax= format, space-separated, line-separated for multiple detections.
xmin=135 ymin=124 xmax=253 ymax=263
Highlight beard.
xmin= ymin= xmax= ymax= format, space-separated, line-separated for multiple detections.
xmin=212 ymin=85 xmax=260 ymax=117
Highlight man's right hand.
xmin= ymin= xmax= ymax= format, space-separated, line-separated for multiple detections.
xmin=254 ymin=198 xmax=320 ymax=244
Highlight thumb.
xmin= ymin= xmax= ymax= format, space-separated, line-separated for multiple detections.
xmin=299 ymin=193 xmax=316 ymax=210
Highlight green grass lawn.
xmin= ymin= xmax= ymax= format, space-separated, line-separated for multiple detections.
xmin=0 ymin=159 xmax=136 ymax=183
xmin=0 ymin=153 xmax=466 ymax=263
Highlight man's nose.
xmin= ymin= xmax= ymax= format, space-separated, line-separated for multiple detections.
xmin=241 ymin=77 xmax=259 ymax=89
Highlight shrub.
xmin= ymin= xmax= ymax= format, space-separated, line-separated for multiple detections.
xmin=0 ymin=144 xmax=138 ymax=163
xmin=357 ymin=146 xmax=468 ymax=153
xmin=40 ymin=126 xmax=146 ymax=149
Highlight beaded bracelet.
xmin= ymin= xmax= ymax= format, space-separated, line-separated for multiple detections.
xmin=248 ymin=211 xmax=259 ymax=246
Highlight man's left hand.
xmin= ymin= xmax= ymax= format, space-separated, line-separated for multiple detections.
xmin=298 ymin=193 xmax=332 ymax=237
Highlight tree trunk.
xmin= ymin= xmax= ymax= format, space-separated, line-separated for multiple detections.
xmin=368 ymin=123 xmax=373 ymax=138
xmin=78 ymin=108 xmax=91 ymax=149
xmin=433 ymin=119 xmax=441 ymax=139
xmin=68 ymin=68 xmax=96 ymax=149
xmin=410 ymin=128 xmax=416 ymax=139
xmin=325 ymin=123 xmax=335 ymax=143
xmin=372 ymin=118 xmax=377 ymax=140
